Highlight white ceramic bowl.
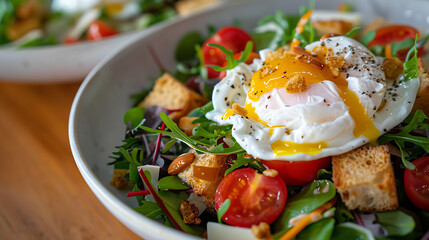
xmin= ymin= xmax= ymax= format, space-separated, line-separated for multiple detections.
xmin=69 ymin=0 xmax=429 ymax=239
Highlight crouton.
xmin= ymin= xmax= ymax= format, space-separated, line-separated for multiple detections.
xmin=285 ymin=74 xmax=307 ymax=93
xmin=178 ymin=117 xmax=199 ymax=136
xmin=139 ymin=73 xmax=208 ymax=122
xmin=332 ymin=145 xmax=398 ymax=212
xmin=412 ymin=58 xmax=429 ymax=116
xmin=312 ymin=20 xmax=354 ymax=36
xmin=178 ymin=149 xmax=228 ymax=210
xmin=110 ymin=169 xmax=129 ymax=189
xmin=180 ymin=200 xmax=202 ymax=225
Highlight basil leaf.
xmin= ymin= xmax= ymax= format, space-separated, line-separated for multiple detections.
xmin=377 ymin=210 xmax=415 ymax=236
xmin=344 ymin=27 xmax=361 ymax=38
xmin=217 ymin=199 xmax=231 ymax=223
xmin=133 ymin=200 xmax=165 ymax=220
xmin=158 ymin=176 xmax=190 ymax=190
xmin=123 ymin=107 xmax=145 ymax=129
xmin=273 ymin=180 xmax=336 ymax=232
xmin=361 ymin=30 xmax=376 ymax=47
xmin=296 ymin=218 xmax=335 ymax=240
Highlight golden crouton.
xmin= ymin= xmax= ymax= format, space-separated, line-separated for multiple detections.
xmin=178 ymin=149 xmax=228 ymax=210
xmin=332 ymin=145 xmax=398 ymax=212
xmin=139 ymin=73 xmax=208 ymax=122
xmin=110 ymin=169 xmax=130 ymax=189
xmin=286 ymin=74 xmax=307 ymax=93
xmin=178 ymin=117 xmax=199 ymax=136
xmin=179 ymin=200 xmax=201 ymax=225
xmin=251 ymin=222 xmax=272 ymax=240
xmin=325 ymin=49 xmax=346 ymax=77
xmin=312 ymin=20 xmax=354 ymax=36
xmin=412 ymin=58 xmax=429 ymax=116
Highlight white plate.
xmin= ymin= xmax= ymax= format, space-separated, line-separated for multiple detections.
xmin=69 ymin=0 xmax=429 ymax=239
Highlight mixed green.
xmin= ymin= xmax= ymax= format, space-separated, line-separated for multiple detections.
xmin=109 ymin=4 xmax=429 ymax=240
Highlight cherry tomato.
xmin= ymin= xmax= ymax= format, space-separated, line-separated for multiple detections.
xmin=87 ymin=20 xmax=118 ymax=41
xmin=368 ymin=25 xmax=423 ymax=61
xmin=404 ymin=156 xmax=429 ymax=211
xmin=215 ymin=168 xmax=287 ymax=228
xmin=63 ymin=36 xmax=79 ymax=44
xmin=261 ymin=157 xmax=331 ymax=186
xmin=202 ymin=26 xmax=254 ymax=78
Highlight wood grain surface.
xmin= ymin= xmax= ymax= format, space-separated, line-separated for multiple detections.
xmin=0 ymin=81 xmax=140 ymax=240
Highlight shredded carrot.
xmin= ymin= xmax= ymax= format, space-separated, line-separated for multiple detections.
xmin=385 ymin=44 xmax=393 ymax=59
xmin=290 ymin=10 xmax=314 ymax=50
xmin=279 ymin=197 xmax=337 ymax=240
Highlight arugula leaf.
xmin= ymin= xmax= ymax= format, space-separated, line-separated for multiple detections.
xmin=140 ymin=112 xmax=245 ymax=155
xmin=217 ymin=199 xmax=231 ymax=223
xmin=206 ymin=41 xmax=253 ymax=71
xmin=158 ymin=176 xmax=190 ymax=190
xmin=293 ymin=17 xmax=317 ymax=48
xmin=378 ymin=110 xmax=429 ymax=169
xmin=361 ymin=30 xmax=376 ymax=47
xmin=225 ymin=153 xmax=266 ymax=175
xmin=344 ymin=27 xmax=361 ymax=38
xmin=119 ymin=148 xmax=142 ymax=166
xmin=402 ymin=36 xmax=419 ymax=82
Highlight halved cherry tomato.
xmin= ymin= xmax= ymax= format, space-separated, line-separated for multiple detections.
xmin=404 ymin=156 xmax=429 ymax=211
xmin=261 ymin=157 xmax=331 ymax=186
xmin=215 ymin=168 xmax=287 ymax=228
xmin=87 ymin=20 xmax=118 ymax=41
xmin=202 ymin=26 xmax=254 ymax=79
xmin=368 ymin=25 xmax=423 ymax=61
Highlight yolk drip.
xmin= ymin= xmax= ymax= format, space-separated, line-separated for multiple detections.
xmin=271 ymin=140 xmax=328 ymax=156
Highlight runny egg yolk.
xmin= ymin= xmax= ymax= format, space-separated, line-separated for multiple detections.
xmin=224 ymin=50 xmax=380 ymax=156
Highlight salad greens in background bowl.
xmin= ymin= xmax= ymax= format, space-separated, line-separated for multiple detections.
xmin=0 ymin=0 xmax=221 ymax=82
xmin=69 ymin=0 xmax=429 ymax=239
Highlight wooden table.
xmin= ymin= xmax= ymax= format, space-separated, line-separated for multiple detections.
xmin=0 ymin=81 xmax=140 ymax=239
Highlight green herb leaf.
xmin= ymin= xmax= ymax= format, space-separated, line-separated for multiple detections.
xmin=403 ymin=36 xmax=419 ymax=82
xmin=391 ymin=38 xmax=414 ymax=57
xmin=174 ymin=31 xmax=204 ymax=63
xmin=225 ymin=153 xmax=266 ymax=175
xmin=158 ymin=176 xmax=190 ymax=190
xmin=140 ymin=112 xmax=245 ymax=155
xmin=331 ymin=223 xmax=374 ymax=240
xmin=273 ymin=180 xmax=336 ymax=233
xmin=123 ymin=107 xmax=145 ymax=129
xmin=133 ymin=200 xmax=165 ymax=220
xmin=316 ymin=169 xmax=332 ymax=180
xmin=344 ymin=27 xmax=361 ymax=38
xmin=119 ymin=148 xmax=141 ymax=166
xmin=377 ymin=210 xmax=415 ymax=236
xmin=334 ymin=201 xmax=355 ymax=224
xmin=217 ymin=199 xmax=231 ymax=223
xmin=195 ymin=44 xmax=208 ymax=80
xmin=295 ymin=218 xmax=335 ymax=240
xmin=378 ymin=110 xmax=429 ymax=169
xmin=129 ymin=162 xmax=139 ymax=184
xmin=206 ymin=41 xmax=253 ymax=71
xmin=361 ymin=30 xmax=376 ymax=47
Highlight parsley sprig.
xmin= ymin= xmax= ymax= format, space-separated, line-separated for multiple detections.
xmin=378 ymin=110 xmax=429 ymax=169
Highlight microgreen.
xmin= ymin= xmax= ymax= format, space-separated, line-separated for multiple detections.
xmin=140 ymin=112 xmax=245 ymax=155
xmin=217 ymin=199 xmax=231 ymax=224
xmin=402 ymin=36 xmax=419 ymax=82
xmin=344 ymin=27 xmax=361 ymax=38
xmin=378 ymin=110 xmax=429 ymax=169
xmin=361 ymin=30 xmax=376 ymax=47
xmin=206 ymin=41 xmax=253 ymax=71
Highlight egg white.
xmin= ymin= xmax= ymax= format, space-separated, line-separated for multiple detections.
xmin=207 ymin=36 xmax=420 ymax=161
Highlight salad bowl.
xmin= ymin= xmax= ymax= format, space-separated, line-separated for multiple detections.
xmin=69 ymin=0 xmax=429 ymax=239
